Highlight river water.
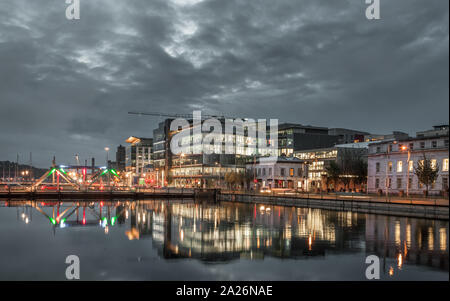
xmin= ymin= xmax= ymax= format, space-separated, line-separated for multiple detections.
xmin=0 ymin=199 xmax=448 ymax=280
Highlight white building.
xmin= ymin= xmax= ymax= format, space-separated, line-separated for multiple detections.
xmin=125 ymin=137 xmax=153 ymax=183
xmin=367 ymin=128 xmax=449 ymax=196
xmin=246 ymin=157 xmax=308 ymax=190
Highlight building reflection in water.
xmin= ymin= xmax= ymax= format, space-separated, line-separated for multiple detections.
xmin=365 ymin=214 xmax=448 ymax=275
xmin=2 ymin=199 xmax=448 ymax=274
xmin=128 ymin=200 xmax=448 ymax=274
xmin=128 ymin=201 xmax=369 ymax=261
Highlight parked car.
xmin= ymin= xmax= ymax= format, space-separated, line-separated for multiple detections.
xmin=260 ymin=187 xmax=272 ymax=194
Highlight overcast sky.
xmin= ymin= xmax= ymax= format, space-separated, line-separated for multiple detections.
xmin=0 ymin=0 xmax=448 ymax=167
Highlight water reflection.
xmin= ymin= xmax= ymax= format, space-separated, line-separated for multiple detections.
xmin=365 ymin=214 xmax=448 ymax=275
xmin=1 ymin=199 xmax=448 ymax=279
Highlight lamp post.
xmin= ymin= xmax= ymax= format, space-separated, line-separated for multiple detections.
xmin=401 ymin=145 xmax=411 ymax=197
xmin=385 ymin=144 xmax=390 ymax=200
xmin=180 ymin=153 xmax=185 ymax=188
xmin=105 ymin=147 xmax=110 ymax=186
xmin=215 ymin=161 xmax=220 ymax=188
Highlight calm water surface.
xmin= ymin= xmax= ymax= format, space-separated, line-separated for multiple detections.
xmin=0 ymin=199 xmax=448 ymax=280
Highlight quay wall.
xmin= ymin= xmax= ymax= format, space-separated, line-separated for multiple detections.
xmin=219 ymin=193 xmax=449 ymax=220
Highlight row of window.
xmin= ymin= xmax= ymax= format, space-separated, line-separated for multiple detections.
xmin=255 ymin=167 xmax=303 ymax=177
xmin=375 ymin=140 xmax=449 ymax=153
xmin=375 ymin=177 xmax=449 ymax=190
xmin=375 ymin=158 xmax=449 ymax=173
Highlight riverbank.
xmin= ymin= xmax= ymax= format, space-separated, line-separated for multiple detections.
xmin=219 ymin=192 xmax=449 ymax=220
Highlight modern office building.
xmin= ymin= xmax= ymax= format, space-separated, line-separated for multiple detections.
xmin=278 ymin=123 xmax=339 ymax=157
xmin=367 ymin=126 xmax=449 ymax=196
xmin=294 ymin=145 xmax=368 ymax=192
xmin=170 ymin=118 xmax=264 ymax=188
xmin=150 ymin=117 xmax=278 ymax=187
xmin=125 ymin=137 xmax=153 ymax=183
xmin=115 ymin=145 xmax=126 ymax=171
xmin=152 ymin=119 xmax=173 ymax=187
xmin=364 ymin=131 xmax=410 ymax=142
xmin=328 ymin=128 xmax=370 ymax=144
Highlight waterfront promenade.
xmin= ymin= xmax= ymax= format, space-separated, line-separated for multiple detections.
xmin=1 ymin=186 xmax=448 ymax=219
xmin=219 ymin=190 xmax=449 ymax=220
xmin=221 ymin=190 xmax=449 ymax=206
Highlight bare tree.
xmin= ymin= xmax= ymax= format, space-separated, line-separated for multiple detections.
xmin=414 ymin=154 xmax=439 ymax=196
xmin=325 ymin=161 xmax=341 ymax=191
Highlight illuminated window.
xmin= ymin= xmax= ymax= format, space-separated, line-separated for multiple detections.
xmin=408 ymin=160 xmax=414 ymax=172
xmin=289 ymin=168 xmax=294 ymax=176
xmin=431 ymin=159 xmax=437 ymax=170
xmin=443 ymin=159 xmax=449 ymax=172
xmin=397 ymin=161 xmax=403 ymax=173
xmin=388 ymin=162 xmax=393 ymax=172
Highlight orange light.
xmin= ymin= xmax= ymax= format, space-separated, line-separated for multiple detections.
xmin=401 ymin=145 xmax=407 ymax=151
xmin=397 ymin=253 xmax=403 ymax=269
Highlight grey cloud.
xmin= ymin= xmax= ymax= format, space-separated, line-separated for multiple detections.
xmin=0 ymin=0 xmax=448 ymax=166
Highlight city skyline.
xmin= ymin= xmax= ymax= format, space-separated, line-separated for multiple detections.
xmin=0 ymin=0 xmax=448 ymax=167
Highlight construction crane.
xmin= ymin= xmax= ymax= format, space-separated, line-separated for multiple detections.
xmin=128 ymin=111 xmax=237 ymax=120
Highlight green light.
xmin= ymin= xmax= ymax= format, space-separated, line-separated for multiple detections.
xmin=110 ymin=169 xmax=118 ymax=176
xmin=100 ymin=170 xmax=108 ymax=176
xmin=59 ymin=168 xmax=67 ymax=175
xmin=111 ymin=216 xmax=117 ymax=226
xmin=49 ymin=217 xmax=56 ymax=225
xmin=49 ymin=168 xmax=56 ymax=176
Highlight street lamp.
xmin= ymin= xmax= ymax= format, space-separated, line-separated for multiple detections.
xmin=215 ymin=161 xmax=221 ymax=188
xmin=105 ymin=147 xmax=110 ymax=186
xmin=104 ymin=147 xmax=110 ymax=165
xmin=401 ymin=145 xmax=411 ymax=197
xmin=180 ymin=153 xmax=185 ymax=187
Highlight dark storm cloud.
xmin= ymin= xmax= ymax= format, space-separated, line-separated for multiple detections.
xmin=0 ymin=0 xmax=448 ymax=166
